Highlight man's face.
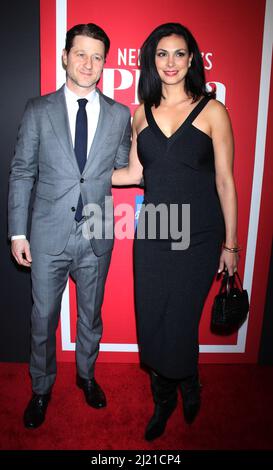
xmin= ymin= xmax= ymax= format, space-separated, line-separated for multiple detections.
xmin=62 ymin=35 xmax=105 ymax=95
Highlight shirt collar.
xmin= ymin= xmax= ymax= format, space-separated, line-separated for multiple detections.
xmin=64 ymin=85 xmax=97 ymax=105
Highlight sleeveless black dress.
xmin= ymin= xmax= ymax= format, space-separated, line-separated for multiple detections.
xmin=134 ymin=97 xmax=225 ymax=379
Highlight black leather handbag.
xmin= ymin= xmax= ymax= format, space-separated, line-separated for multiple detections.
xmin=211 ymin=271 xmax=249 ymax=333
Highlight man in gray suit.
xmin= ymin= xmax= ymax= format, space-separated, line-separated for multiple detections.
xmin=8 ymin=23 xmax=131 ymax=428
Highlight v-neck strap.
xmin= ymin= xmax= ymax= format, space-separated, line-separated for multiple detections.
xmin=144 ymin=103 xmax=166 ymax=143
xmin=144 ymin=103 xmax=155 ymax=128
xmin=185 ymin=96 xmax=211 ymax=125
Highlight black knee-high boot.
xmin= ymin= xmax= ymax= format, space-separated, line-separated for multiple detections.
xmin=180 ymin=373 xmax=201 ymax=424
xmin=145 ymin=371 xmax=178 ymax=441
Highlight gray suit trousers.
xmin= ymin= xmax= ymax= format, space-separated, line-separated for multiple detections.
xmin=30 ymin=219 xmax=111 ymax=394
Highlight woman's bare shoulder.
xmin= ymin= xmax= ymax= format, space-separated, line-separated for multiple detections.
xmin=206 ymin=98 xmax=232 ymax=128
xmin=132 ymin=104 xmax=147 ymax=132
xmin=206 ymin=98 xmax=229 ymax=116
xmin=133 ymin=103 xmax=145 ymax=121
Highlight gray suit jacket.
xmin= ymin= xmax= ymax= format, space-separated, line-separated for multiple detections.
xmin=8 ymin=85 xmax=131 ymax=256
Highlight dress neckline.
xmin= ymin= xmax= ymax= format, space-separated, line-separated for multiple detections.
xmin=145 ymin=96 xmax=210 ymax=142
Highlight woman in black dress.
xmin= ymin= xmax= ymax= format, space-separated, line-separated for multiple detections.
xmin=112 ymin=23 xmax=239 ymax=441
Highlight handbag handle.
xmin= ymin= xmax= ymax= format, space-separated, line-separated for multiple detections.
xmin=217 ymin=271 xmax=229 ymax=295
xmin=234 ymin=271 xmax=244 ymax=290
xmin=229 ymin=271 xmax=244 ymax=291
xmin=218 ymin=271 xmax=244 ymax=295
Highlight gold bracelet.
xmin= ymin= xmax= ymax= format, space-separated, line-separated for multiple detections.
xmin=223 ymin=244 xmax=242 ymax=253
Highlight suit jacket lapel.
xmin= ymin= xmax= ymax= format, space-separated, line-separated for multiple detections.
xmin=46 ymin=85 xmax=80 ymax=175
xmin=83 ymin=91 xmax=115 ymax=174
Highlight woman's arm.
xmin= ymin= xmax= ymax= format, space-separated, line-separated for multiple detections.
xmin=210 ymin=100 xmax=239 ymax=275
xmin=112 ymin=112 xmax=143 ymax=186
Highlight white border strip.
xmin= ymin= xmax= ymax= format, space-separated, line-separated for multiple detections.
xmin=60 ymin=282 xmax=74 ymax=350
xmin=235 ymin=0 xmax=273 ymax=353
xmin=57 ymin=0 xmax=273 ymax=354
xmin=56 ymin=0 xmax=67 ymax=89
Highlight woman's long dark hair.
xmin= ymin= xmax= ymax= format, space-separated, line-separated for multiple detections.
xmin=138 ymin=22 xmax=215 ymax=107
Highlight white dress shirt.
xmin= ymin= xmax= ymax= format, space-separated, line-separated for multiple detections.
xmin=64 ymin=85 xmax=100 ymax=156
xmin=11 ymin=85 xmax=100 ymax=240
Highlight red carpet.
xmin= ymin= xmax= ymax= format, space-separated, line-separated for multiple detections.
xmin=0 ymin=362 xmax=273 ymax=450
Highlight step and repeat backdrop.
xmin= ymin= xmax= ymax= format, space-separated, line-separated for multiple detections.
xmin=40 ymin=0 xmax=273 ymax=364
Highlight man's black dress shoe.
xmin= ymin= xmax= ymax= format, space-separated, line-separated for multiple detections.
xmin=76 ymin=375 xmax=106 ymax=408
xmin=23 ymin=393 xmax=51 ymax=429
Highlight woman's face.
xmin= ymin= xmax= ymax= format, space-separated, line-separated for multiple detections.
xmin=155 ymin=34 xmax=193 ymax=86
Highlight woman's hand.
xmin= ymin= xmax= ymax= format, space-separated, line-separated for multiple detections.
xmin=217 ymin=249 xmax=239 ymax=276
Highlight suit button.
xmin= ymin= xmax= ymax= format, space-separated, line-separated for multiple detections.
xmin=71 ymin=207 xmax=76 ymax=212
xmin=80 ymin=178 xmax=85 ymax=183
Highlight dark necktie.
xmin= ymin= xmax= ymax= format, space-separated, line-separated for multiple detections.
xmin=74 ymin=98 xmax=88 ymax=221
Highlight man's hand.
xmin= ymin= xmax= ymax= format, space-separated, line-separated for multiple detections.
xmin=11 ymin=239 xmax=32 ymax=267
